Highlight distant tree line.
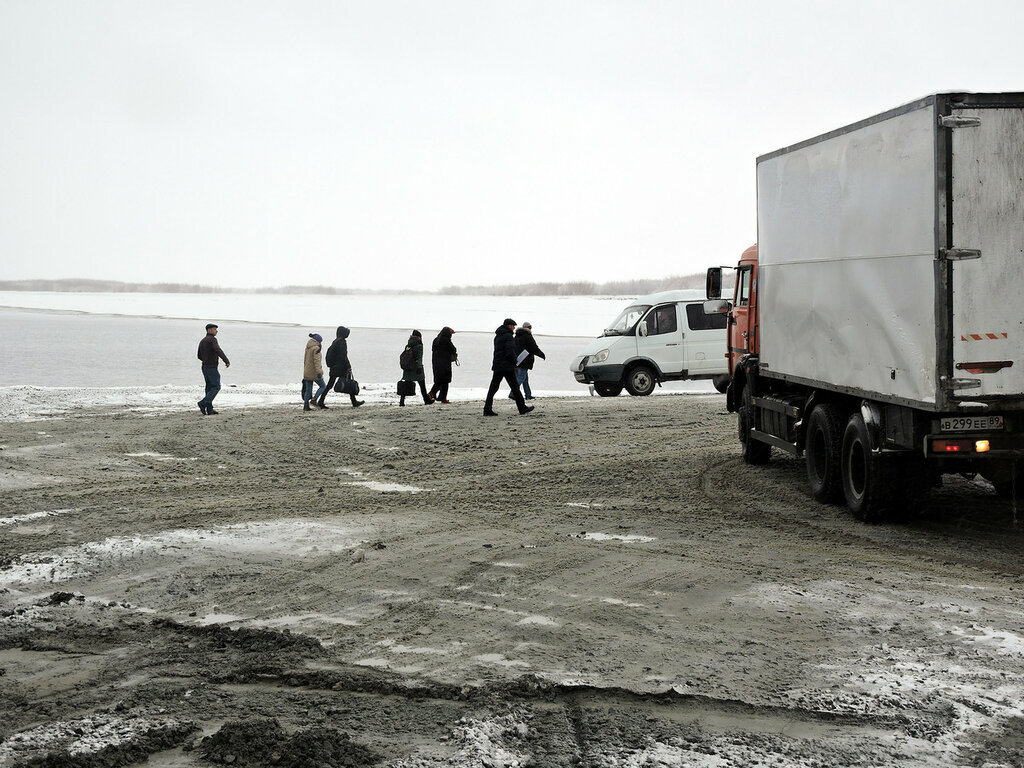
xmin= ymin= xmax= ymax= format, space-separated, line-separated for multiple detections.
xmin=438 ymin=273 xmax=707 ymax=296
xmin=0 ymin=273 xmax=708 ymax=296
xmin=0 ymin=279 xmax=228 ymax=293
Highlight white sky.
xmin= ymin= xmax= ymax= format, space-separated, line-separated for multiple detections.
xmin=1 ymin=0 xmax=1022 ymax=291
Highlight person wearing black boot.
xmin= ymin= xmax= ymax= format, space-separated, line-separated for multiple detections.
xmin=318 ymin=326 xmax=364 ymax=409
xmin=399 ymin=330 xmax=434 ymax=406
xmin=484 ymin=318 xmax=534 ymax=416
xmin=428 ymin=326 xmax=457 ymax=404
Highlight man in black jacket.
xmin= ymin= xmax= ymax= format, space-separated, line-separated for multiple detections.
xmin=484 ymin=318 xmax=534 ymax=416
xmin=511 ymin=321 xmax=545 ymax=400
xmin=318 ymin=326 xmax=364 ymax=408
xmin=197 ymin=323 xmax=229 ymax=415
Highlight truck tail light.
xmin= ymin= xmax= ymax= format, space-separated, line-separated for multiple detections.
xmin=928 ymin=438 xmax=992 ymax=453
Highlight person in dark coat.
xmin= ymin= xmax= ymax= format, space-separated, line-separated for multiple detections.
xmin=197 ymin=323 xmax=230 ymax=415
xmin=318 ymin=326 xmax=364 ymax=408
xmin=428 ymin=327 xmax=458 ymax=404
xmin=511 ymin=321 xmax=545 ymax=400
xmin=484 ymin=318 xmax=534 ymax=416
xmin=400 ymin=330 xmax=434 ymax=406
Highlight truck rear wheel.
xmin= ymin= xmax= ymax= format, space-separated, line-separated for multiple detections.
xmin=841 ymin=412 xmax=895 ymax=523
xmin=624 ymin=365 xmax=656 ymax=396
xmin=739 ymin=386 xmax=771 ymax=465
xmin=594 ymin=382 xmax=623 ymax=397
xmin=805 ymin=404 xmax=843 ymax=503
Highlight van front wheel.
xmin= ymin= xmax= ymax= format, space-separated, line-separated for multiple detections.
xmin=594 ymin=382 xmax=623 ymax=397
xmin=624 ymin=365 xmax=656 ymax=396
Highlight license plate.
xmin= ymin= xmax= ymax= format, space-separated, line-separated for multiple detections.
xmin=939 ymin=415 xmax=1004 ymax=432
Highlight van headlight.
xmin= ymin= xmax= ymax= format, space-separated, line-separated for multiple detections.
xmin=591 ymin=348 xmax=610 ymax=364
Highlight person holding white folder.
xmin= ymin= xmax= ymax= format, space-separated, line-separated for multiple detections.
xmin=510 ymin=321 xmax=546 ymax=400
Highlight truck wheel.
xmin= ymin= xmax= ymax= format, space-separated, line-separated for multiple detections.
xmin=594 ymin=382 xmax=623 ymax=397
xmin=739 ymin=386 xmax=771 ymax=464
xmin=895 ymin=455 xmax=931 ymax=520
xmin=805 ymin=404 xmax=843 ymax=503
xmin=624 ymin=365 xmax=656 ymax=396
xmin=987 ymin=468 xmax=1024 ymax=501
xmin=712 ymin=374 xmax=730 ymax=394
xmin=841 ymin=412 xmax=895 ymax=523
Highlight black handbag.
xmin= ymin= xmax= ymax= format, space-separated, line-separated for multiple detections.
xmin=397 ymin=380 xmax=416 ymax=396
xmin=335 ymin=377 xmax=360 ymax=395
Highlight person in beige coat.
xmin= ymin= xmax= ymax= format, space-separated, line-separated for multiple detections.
xmin=302 ymin=333 xmax=327 ymax=411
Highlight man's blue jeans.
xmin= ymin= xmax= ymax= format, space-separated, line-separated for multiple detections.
xmin=516 ymin=367 xmax=532 ymax=399
xmin=199 ymin=367 xmax=221 ymax=410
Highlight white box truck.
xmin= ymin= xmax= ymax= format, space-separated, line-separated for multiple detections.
xmin=705 ymin=92 xmax=1024 ymax=521
xmin=570 ymin=289 xmax=730 ymax=396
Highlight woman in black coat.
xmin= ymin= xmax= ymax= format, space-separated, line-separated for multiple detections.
xmin=399 ymin=330 xmax=434 ymax=406
xmin=428 ymin=327 xmax=458 ymax=404
xmin=317 ymin=326 xmax=364 ymax=408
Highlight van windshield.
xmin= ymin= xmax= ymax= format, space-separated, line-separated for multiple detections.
xmin=603 ymin=304 xmax=650 ymax=336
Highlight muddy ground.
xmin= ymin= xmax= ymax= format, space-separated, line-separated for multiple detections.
xmin=3 ymin=394 xmax=1024 ymax=767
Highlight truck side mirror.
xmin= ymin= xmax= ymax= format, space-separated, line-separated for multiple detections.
xmin=706 ymin=267 xmax=723 ymax=300
xmin=704 ymin=299 xmax=731 ymax=315
xmin=638 ymin=320 xmax=648 ymax=337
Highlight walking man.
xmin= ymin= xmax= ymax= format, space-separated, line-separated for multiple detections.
xmin=484 ymin=318 xmax=534 ymax=416
xmin=511 ymin=320 xmax=545 ymax=400
xmin=197 ymin=323 xmax=230 ymax=415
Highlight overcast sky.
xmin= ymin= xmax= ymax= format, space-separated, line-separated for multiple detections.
xmin=2 ymin=1 xmax=1022 ymax=292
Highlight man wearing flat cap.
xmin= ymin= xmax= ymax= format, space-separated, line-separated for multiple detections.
xmin=484 ymin=318 xmax=534 ymax=416
xmin=197 ymin=323 xmax=230 ymax=415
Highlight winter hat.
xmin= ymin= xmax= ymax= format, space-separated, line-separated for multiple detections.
xmin=411 ymin=329 xmax=422 ymax=338
xmin=503 ymin=318 xmax=517 ymax=327
xmin=309 ymin=333 xmax=323 ymax=342
xmin=205 ymin=323 xmax=218 ymax=330
xmin=522 ymin=321 xmax=532 ymax=329
xmin=442 ymin=326 xmax=455 ymax=335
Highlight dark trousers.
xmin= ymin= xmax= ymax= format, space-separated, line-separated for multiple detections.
xmin=319 ymin=375 xmax=359 ymax=406
xmin=485 ymin=370 xmax=526 ymax=412
xmin=400 ymin=379 xmax=431 ymax=406
xmin=429 ymin=378 xmax=450 ymax=401
xmin=199 ymin=367 xmax=221 ymax=409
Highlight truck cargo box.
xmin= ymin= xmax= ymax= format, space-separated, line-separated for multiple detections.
xmin=756 ymin=92 xmax=1024 ymax=411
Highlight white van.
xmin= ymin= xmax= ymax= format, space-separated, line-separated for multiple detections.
xmin=570 ymin=289 xmax=730 ymax=396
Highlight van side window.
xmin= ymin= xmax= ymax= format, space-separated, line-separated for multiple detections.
xmin=646 ymin=305 xmax=678 ymax=335
xmin=685 ymin=303 xmax=728 ymax=331
xmin=736 ymin=266 xmax=753 ymax=307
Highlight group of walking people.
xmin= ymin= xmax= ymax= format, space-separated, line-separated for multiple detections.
xmin=196 ymin=317 xmax=544 ymax=416
xmin=397 ymin=327 xmax=458 ymax=406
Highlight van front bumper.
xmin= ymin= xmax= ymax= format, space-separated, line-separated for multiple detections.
xmin=570 ymin=360 xmax=624 ymax=384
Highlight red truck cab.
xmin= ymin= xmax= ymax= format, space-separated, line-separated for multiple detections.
xmin=706 ymin=244 xmax=759 ymax=411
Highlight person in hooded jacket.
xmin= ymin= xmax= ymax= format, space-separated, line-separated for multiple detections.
xmin=484 ymin=318 xmax=534 ymax=416
xmin=318 ymin=326 xmax=364 ymax=408
xmin=302 ymin=333 xmax=327 ymax=411
xmin=510 ymin=321 xmax=545 ymax=400
xmin=400 ymin=330 xmax=434 ymax=406
xmin=428 ymin=326 xmax=458 ymax=404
